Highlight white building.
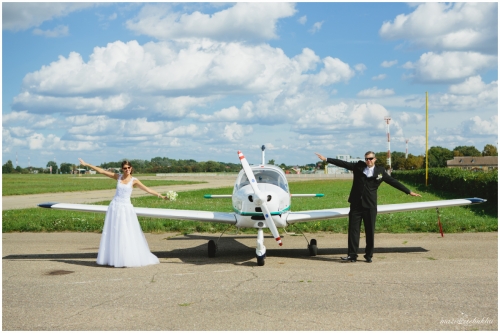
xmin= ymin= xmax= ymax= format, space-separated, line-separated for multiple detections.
xmin=325 ymin=155 xmax=362 ymax=174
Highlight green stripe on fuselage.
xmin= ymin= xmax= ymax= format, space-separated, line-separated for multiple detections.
xmin=234 ymin=205 xmax=290 ymax=216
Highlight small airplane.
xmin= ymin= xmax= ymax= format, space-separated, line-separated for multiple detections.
xmin=39 ymin=146 xmax=486 ymax=266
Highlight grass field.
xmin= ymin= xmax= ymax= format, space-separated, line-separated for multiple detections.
xmin=2 ymin=179 xmax=496 ymax=234
xmin=2 ymin=173 xmax=204 ymax=196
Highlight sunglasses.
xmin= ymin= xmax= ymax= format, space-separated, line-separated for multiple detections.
xmin=122 ymin=166 xmax=131 ymax=170
xmin=365 ymin=157 xmax=375 ymax=161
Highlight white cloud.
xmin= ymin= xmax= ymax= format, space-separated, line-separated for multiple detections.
xmin=397 ymin=112 xmax=424 ymax=125
xmin=27 ymin=132 xmax=98 ymax=151
xmin=197 ymin=102 xmax=255 ymax=123
xmin=449 ymin=75 xmax=489 ymax=95
xmin=381 ymin=60 xmax=397 ymax=68
xmin=379 ymin=3 xmax=498 ymax=53
xmin=310 ymin=57 xmax=355 ymax=86
xmin=3 ymin=110 xmax=57 ymax=128
xmin=461 ymin=115 xmax=498 ymax=136
xmin=18 ymin=40 xmax=315 ymax=98
xmin=223 ymin=123 xmax=253 ymax=142
xmin=2 ymin=111 xmax=32 ymax=124
xmin=166 ymin=124 xmax=206 ymax=137
xmin=410 ymin=51 xmax=497 ymax=83
xmin=32 ymin=25 xmax=69 ymax=38
xmin=298 ymin=15 xmax=307 ymax=25
xmin=372 ymin=74 xmax=387 ymax=81
xmin=291 ymin=102 xmax=391 ymax=135
xmin=14 ymin=40 xmax=355 ymax=123
xmin=168 ymin=138 xmax=181 ymax=147
xmin=126 ymin=3 xmax=297 ymax=42
xmin=67 ymin=116 xmax=174 ymax=137
xmin=293 ymin=48 xmax=320 ymax=72
xmin=308 ymin=21 xmax=324 ymax=34
xmin=402 ymin=61 xmax=414 ymax=69
xmin=13 ymin=92 xmax=131 ymax=114
xmin=2 ymin=128 xmax=28 ymax=152
xmin=357 ymin=87 xmax=395 ymax=98
xmin=432 ymin=83 xmax=498 ymax=112
xmin=9 ymin=127 xmax=34 ymax=137
xmin=354 ymin=63 xmax=367 ymax=74
xmin=154 ymin=95 xmax=219 ymax=119
xmin=2 ymin=3 xmax=97 ymax=31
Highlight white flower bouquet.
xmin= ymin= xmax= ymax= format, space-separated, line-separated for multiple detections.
xmin=165 ymin=190 xmax=178 ymax=201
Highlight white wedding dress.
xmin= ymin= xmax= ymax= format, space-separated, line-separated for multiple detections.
xmin=96 ymin=175 xmax=160 ymax=267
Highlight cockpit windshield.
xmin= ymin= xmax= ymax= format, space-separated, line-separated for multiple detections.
xmin=236 ymin=168 xmax=288 ymax=192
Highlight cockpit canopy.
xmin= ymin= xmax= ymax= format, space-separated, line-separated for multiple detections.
xmin=235 ymin=166 xmax=289 ymax=193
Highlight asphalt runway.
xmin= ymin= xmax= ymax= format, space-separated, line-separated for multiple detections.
xmin=3 ymin=231 xmax=497 ymax=330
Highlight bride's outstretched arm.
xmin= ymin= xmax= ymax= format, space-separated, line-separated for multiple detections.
xmin=78 ymin=158 xmax=118 ymax=180
xmin=133 ymin=179 xmax=167 ymax=200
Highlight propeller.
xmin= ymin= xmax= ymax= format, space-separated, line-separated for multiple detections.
xmin=238 ymin=150 xmax=282 ymax=246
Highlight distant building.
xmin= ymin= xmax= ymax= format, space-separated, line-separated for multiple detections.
xmin=325 ymin=155 xmax=362 ymax=174
xmin=446 ymin=156 xmax=498 ymax=171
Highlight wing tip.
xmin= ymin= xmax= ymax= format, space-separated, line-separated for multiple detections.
xmin=467 ymin=197 xmax=487 ymax=204
xmin=38 ymin=202 xmax=58 ymax=208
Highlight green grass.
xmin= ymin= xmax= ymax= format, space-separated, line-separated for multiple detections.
xmin=2 ymin=180 xmax=496 ymax=234
xmin=2 ymin=173 xmax=204 ymax=196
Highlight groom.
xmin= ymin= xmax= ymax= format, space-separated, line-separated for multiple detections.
xmin=315 ymin=151 xmax=421 ymax=263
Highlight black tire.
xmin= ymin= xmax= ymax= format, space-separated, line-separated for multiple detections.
xmin=257 ymin=257 xmax=265 ymax=266
xmin=309 ymin=239 xmax=318 ymax=256
xmin=208 ymin=240 xmax=217 ymax=258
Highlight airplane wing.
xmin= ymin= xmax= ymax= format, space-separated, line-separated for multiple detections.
xmin=286 ymin=198 xmax=486 ymax=224
xmin=38 ymin=202 xmax=237 ymax=224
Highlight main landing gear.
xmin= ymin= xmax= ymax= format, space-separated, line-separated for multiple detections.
xmin=208 ymin=240 xmax=217 ymax=258
xmin=206 ymin=228 xmax=319 ymax=266
xmin=308 ymin=238 xmax=318 ymax=256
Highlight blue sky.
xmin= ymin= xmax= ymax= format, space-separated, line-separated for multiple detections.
xmin=2 ymin=2 xmax=498 ymax=169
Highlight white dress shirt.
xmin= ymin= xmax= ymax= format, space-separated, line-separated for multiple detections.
xmin=363 ymin=166 xmax=375 ymax=178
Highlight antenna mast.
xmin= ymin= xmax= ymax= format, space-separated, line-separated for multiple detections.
xmin=261 ymin=145 xmax=266 ymax=165
xmin=405 ymin=139 xmax=409 ymax=159
xmin=384 ymin=116 xmax=392 ymax=174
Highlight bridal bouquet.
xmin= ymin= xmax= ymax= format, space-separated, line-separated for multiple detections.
xmin=165 ymin=190 xmax=178 ymax=201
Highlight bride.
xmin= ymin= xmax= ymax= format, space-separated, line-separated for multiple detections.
xmin=79 ymin=158 xmax=168 ymax=268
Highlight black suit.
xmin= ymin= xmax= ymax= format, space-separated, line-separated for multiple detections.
xmin=326 ymin=158 xmax=411 ymax=259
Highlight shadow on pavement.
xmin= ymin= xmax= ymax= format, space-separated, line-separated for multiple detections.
xmin=3 ymin=233 xmax=428 ymax=267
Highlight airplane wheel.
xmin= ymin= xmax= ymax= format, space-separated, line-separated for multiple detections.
xmin=257 ymin=257 xmax=265 ymax=266
xmin=208 ymin=240 xmax=217 ymax=258
xmin=309 ymin=239 xmax=318 ymax=256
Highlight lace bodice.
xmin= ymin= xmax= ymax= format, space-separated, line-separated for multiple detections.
xmin=112 ymin=175 xmax=136 ymax=204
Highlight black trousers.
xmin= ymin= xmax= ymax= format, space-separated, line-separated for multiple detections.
xmin=347 ymin=202 xmax=377 ymax=259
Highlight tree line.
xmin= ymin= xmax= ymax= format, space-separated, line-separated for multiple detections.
xmin=2 ymin=144 xmax=497 ymax=174
xmin=375 ymin=144 xmax=497 ymax=170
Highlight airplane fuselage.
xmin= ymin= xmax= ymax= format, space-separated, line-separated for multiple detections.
xmin=232 ymin=165 xmax=290 ymax=229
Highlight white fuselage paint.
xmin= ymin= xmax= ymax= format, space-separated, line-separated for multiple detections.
xmin=231 ymin=165 xmax=290 ymax=229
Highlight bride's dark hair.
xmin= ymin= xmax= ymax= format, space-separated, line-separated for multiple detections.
xmin=121 ymin=160 xmax=133 ymax=174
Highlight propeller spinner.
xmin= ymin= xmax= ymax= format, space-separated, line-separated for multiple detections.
xmin=238 ymin=150 xmax=282 ymax=246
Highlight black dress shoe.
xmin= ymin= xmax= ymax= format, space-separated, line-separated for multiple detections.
xmin=341 ymin=256 xmax=356 ymax=262
xmin=364 ymin=255 xmax=372 ymax=263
